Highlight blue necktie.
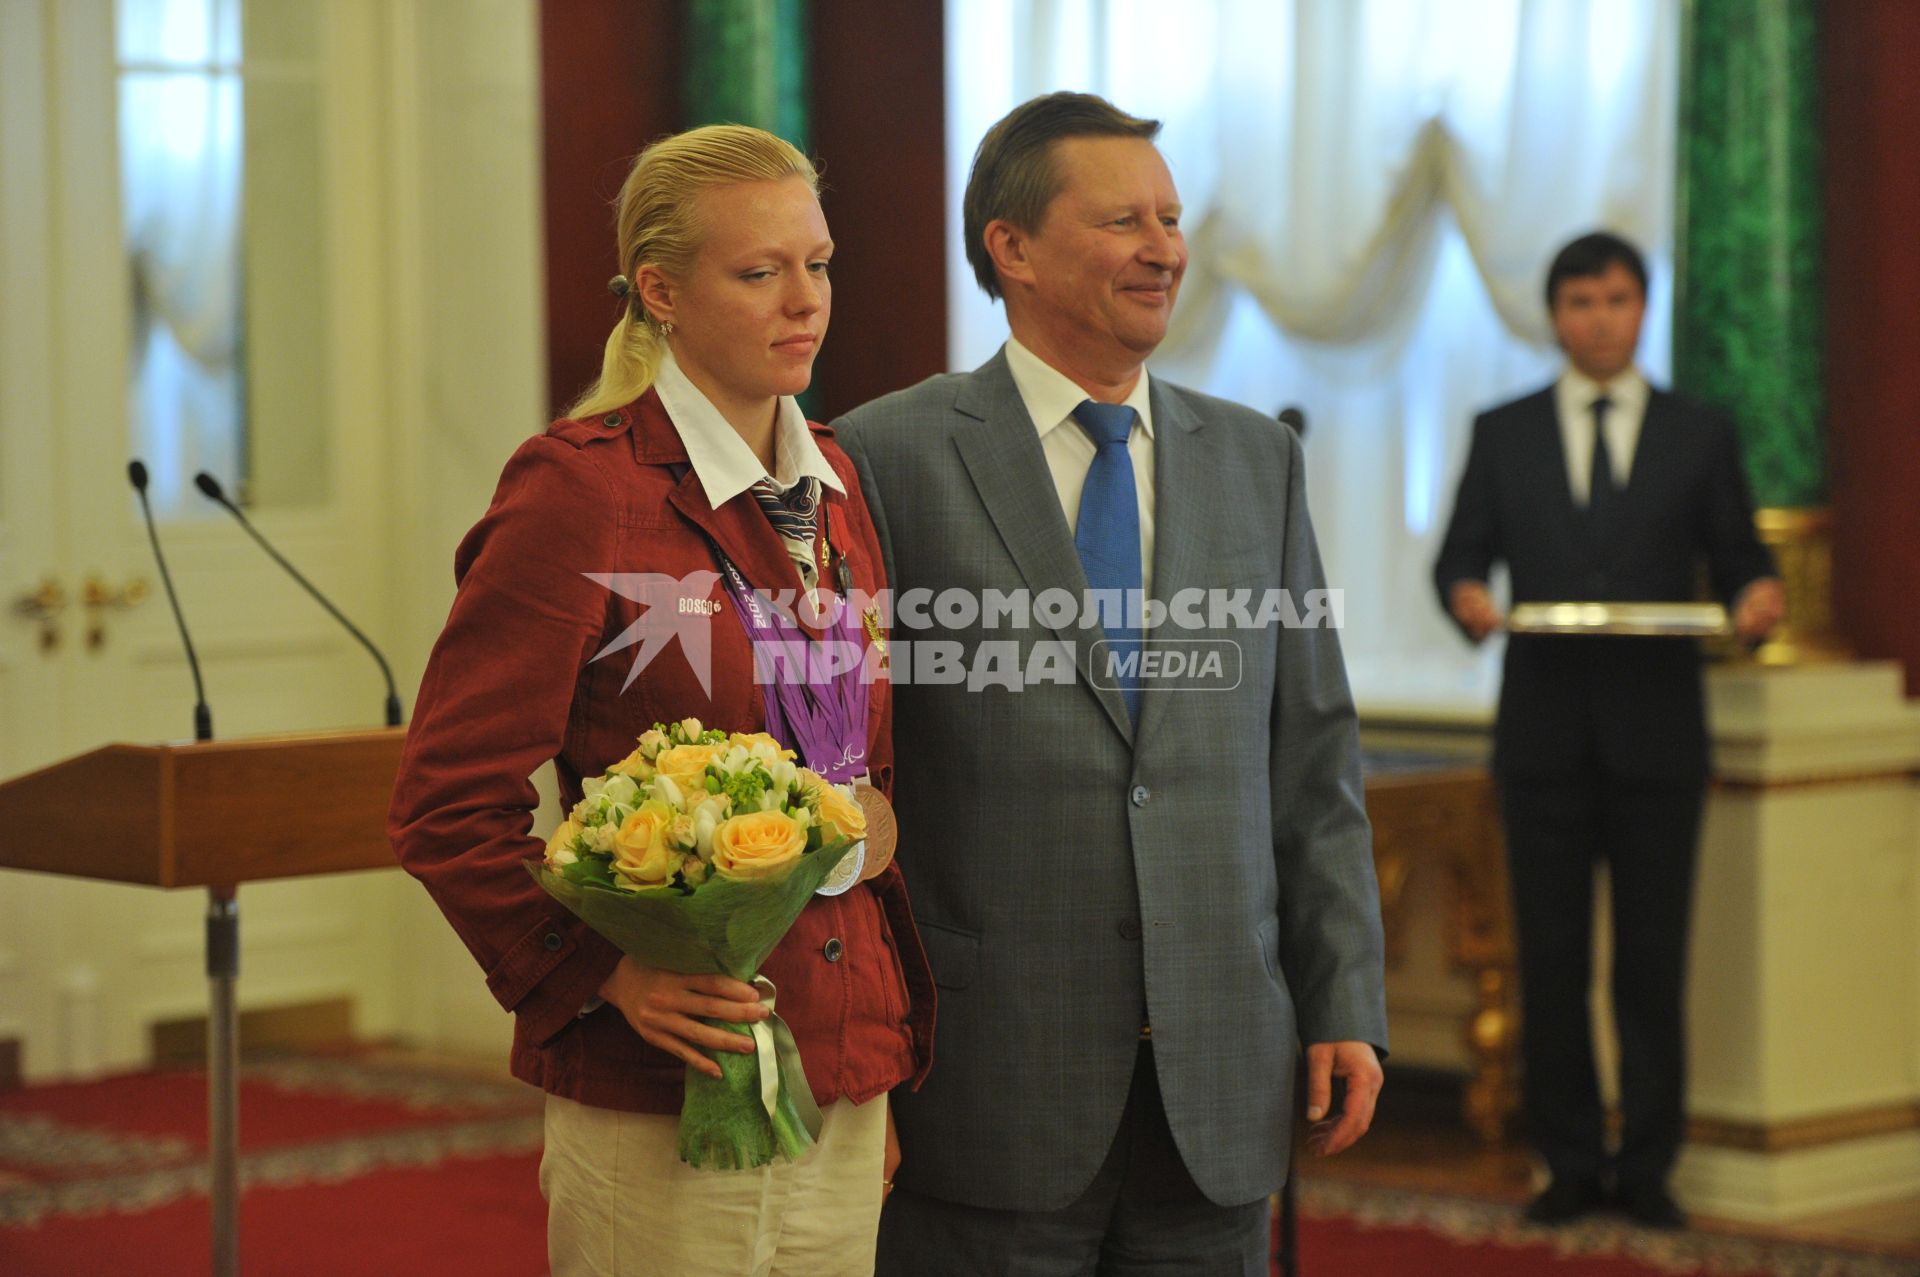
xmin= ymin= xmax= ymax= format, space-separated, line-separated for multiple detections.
xmin=1072 ymin=401 xmax=1142 ymax=724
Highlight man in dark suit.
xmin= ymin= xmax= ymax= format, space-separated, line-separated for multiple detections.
xmin=838 ymin=92 xmax=1388 ymax=1274
xmin=1434 ymin=232 xmax=1784 ymax=1229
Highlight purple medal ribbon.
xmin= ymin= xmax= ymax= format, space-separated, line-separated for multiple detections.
xmin=707 ymin=540 xmax=871 ymax=785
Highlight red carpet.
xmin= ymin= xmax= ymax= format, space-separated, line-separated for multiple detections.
xmin=4 ymin=1056 xmax=1913 ymax=1276
xmin=0 ymin=1052 xmax=546 ymax=1276
xmin=4 ymin=1151 xmax=544 ymax=1276
xmin=1291 ymin=1179 xmax=1919 ymax=1277
xmin=1290 ymin=1208 xmax=1772 ymax=1276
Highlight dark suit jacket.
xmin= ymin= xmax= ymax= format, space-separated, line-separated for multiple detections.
xmin=1433 ymin=384 xmax=1775 ymax=781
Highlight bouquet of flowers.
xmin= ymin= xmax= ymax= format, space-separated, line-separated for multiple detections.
xmin=527 ymin=718 xmax=868 ymax=1170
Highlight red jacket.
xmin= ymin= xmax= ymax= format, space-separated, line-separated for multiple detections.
xmin=389 ymin=389 xmax=934 ymax=1113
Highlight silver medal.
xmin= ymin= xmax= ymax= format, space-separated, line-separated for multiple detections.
xmin=814 ymin=839 xmax=865 ymax=897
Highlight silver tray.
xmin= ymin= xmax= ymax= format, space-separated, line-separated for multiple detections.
xmin=1506 ymin=602 xmax=1730 ymax=637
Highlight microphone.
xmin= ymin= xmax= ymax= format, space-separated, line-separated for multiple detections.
xmin=129 ymin=461 xmax=213 ymax=741
xmin=1278 ymin=406 xmax=1308 ymax=440
xmin=193 ymin=472 xmax=404 ymax=728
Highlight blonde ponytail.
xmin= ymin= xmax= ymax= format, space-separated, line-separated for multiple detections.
xmin=573 ymin=307 xmax=666 ymax=421
xmin=565 ymin=125 xmax=819 ymax=421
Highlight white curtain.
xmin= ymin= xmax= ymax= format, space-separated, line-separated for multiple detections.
xmin=946 ymin=0 xmax=1679 ymax=715
xmin=118 ymin=0 xmax=245 ymax=516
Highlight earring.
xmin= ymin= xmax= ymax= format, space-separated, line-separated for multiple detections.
xmin=658 ymin=320 xmax=676 ymax=337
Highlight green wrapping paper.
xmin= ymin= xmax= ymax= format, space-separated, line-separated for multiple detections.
xmin=526 ymin=834 xmax=858 ymax=1170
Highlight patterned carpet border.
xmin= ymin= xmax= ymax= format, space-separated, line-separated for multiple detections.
xmin=0 ymin=1114 xmax=543 ymax=1229
xmin=1298 ymin=1178 xmax=1920 ymax=1277
xmin=240 ymin=1056 xmax=543 ymax=1113
xmin=0 ymin=1055 xmax=545 ymax=1230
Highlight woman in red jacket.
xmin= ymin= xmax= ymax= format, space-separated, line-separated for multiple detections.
xmin=388 ymin=124 xmax=933 ymax=1276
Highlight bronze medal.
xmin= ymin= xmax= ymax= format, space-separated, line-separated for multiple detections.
xmin=853 ymin=780 xmax=897 ymax=880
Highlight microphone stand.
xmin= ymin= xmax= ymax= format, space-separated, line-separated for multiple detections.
xmin=129 ymin=461 xmax=237 ymax=1276
xmin=193 ymin=472 xmax=403 ymax=727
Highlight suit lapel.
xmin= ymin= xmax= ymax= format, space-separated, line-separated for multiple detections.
xmin=1532 ymin=390 xmax=1583 ymax=531
xmin=1132 ymin=380 xmax=1204 ymax=746
xmin=1616 ymin=390 xmax=1677 ymax=531
xmin=950 ymin=354 xmax=1134 ymax=745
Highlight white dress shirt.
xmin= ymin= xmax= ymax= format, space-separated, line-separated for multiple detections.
xmin=652 ymin=349 xmax=845 ymax=509
xmin=1554 ymin=366 xmax=1649 ymax=508
xmin=1002 ymin=336 xmax=1158 ymax=598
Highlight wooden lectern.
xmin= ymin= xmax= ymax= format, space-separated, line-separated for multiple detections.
xmin=0 ymin=727 xmax=407 ymax=1277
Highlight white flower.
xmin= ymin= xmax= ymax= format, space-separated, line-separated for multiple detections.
xmin=757 ymin=788 xmax=782 ymax=813
xmin=679 ymin=717 xmax=704 ymax=740
xmin=692 ymin=804 xmax=722 ymax=859
xmin=548 ymin=845 xmax=578 ymax=867
xmin=601 ymin=773 xmax=639 ymax=806
xmin=582 ymin=775 xmax=606 ymax=802
xmin=768 ymin=759 xmax=796 ymax=790
xmin=651 ymin=773 xmax=685 ymax=809
xmin=588 ymin=822 xmax=620 ymax=854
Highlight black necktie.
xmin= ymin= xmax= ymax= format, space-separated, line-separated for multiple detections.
xmin=1587 ymin=395 xmax=1617 ymax=529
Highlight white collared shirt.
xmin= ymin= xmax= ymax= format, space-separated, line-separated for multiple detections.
xmin=1554 ymin=366 xmax=1649 ymax=507
xmin=1003 ymin=336 xmax=1158 ymax=598
xmin=652 ymin=349 xmax=845 ymax=510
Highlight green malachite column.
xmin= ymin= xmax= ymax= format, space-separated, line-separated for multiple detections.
xmin=1677 ymin=0 xmax=1842 ymax=662
xmin=682 ymin=0 xmax=816 ymax=415
xmin=683 ymin=0 xmax=810 ymax=150
xmin=1674 ymin=0 xmax=1824 ymax=508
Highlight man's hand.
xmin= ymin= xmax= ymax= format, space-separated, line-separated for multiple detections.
xmin=598 ymin=956 xmax=768 ymax=1078
xmin=1448 ymin=580 xmax=1503 ymax=642
xmin=1732 ymin=576 xmax=1786 ymax=642
xmin=1304 ymin=1041 xmax=1383 ymax=1157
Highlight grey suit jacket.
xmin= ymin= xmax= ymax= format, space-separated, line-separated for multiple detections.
xmin=834 ymin=350 xmax=1387 ymax=1211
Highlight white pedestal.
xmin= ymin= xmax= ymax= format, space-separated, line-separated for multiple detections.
xmin=1675 ymin=661 xmax=1920 ymax=1221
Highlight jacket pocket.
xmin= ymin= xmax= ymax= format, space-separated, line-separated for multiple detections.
xmin=916 ymin=919 xmax=979 ymax=991
xmin=1258 ymin=915 xmax=1281 ymax=981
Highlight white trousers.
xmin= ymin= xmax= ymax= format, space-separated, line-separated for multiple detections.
xmin=540 ymin=1091 xmax=887 ymax=1277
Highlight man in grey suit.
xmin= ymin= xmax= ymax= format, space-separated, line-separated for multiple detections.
xmin=836 ymin=92 xmax=1388 ymax=1274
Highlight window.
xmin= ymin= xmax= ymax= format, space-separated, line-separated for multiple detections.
xmin=946 ymin=0 xmax=1678 ymax=715
xmin=118 ymin=0 xmax=328 ymax=516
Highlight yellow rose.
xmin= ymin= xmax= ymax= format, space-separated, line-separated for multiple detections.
xmin=544 ymin=818 xmax=583 ymax=866
xmin=728 ymin=731 xmax=797 ymax=760
xmin=611 ymin=799 xmax=680 ymax=886
xmin=710 ymin=810 xmax=807 ymax=881
xmin=801 ymin=770 xmax=867 ymax=843
xmin=653 ymin=743 xmax=723 ymax=796
xmin=607 ymin=746 xmax=655 ymax=781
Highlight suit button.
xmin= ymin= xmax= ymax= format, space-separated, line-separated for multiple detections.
xmin=543 ymin=931 xmax=564 ymax=952
xmin=1117 ymin=918 xmax=1142 ymax=941
xmin=1130 ymin=785 xmax=1151 ymax=808
xmin=823 ymin=938 xmax=844 ymax=963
